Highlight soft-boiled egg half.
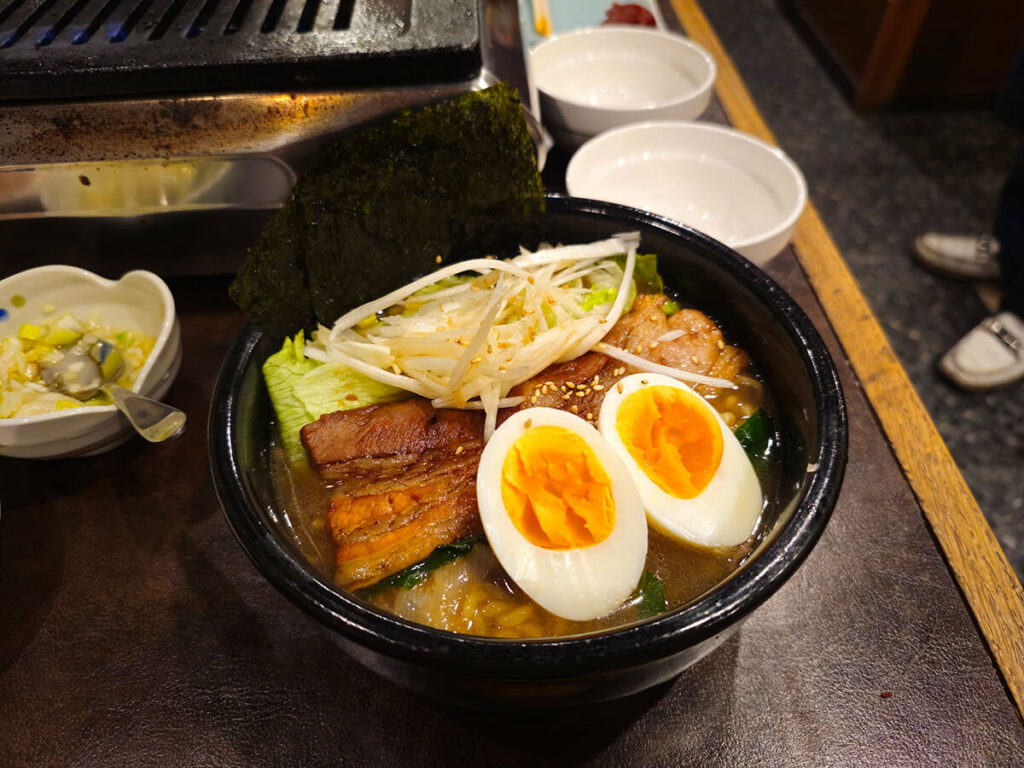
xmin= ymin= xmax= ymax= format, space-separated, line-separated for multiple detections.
xmin=598 ymin=373 xmax=763 ymax=548
xmin=476 ymin=407 xmax=648 ymax=622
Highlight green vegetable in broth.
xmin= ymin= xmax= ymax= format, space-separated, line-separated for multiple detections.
xmin=636 ymin=569 xmax=668 ymax=619
xmin=357 ymin=536 xmax=484 ymax=597
xmin=734 ymin=408 xmax=775 ymax=476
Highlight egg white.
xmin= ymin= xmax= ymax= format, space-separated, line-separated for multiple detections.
xmin=598 ymin=373 xmax=763 ymax=548
xmin=476 ymin=407 xmax=648 ymax=622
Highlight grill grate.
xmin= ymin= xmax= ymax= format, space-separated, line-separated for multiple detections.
xmin=0 ymin=0 xmax=479 ymax=101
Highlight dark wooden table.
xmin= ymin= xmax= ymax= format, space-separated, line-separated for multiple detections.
xmin=2 ymin=1 xmax=1023 ymax=764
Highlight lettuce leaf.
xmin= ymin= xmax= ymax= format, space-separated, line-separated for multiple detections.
xmin=263 ymin=332 xmax=407 ymax=463
xmin=293 ymin=362 xmax=405 ymax=421
xmin=262 ymin=332 xmax=321 ymax=463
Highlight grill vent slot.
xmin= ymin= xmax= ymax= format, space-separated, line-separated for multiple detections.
xmin=1 ymin=0 xmax=60 ymax=48
xmin=149 ymin=0 xmax=189 ymax=40
xmin=72 ymin=0 xmax=119 ymax=44
xmin=221 ymin=0 xmax=250 ymax=34
xmin=258 ymin=0 xmax=284 ymax=33
xmin=0 ymin=0 xmax=479 ymax=101
xmin=186 ymin=0 xmax=220 ymax=38
xmin=332 ymin=0 xmax=351 ymax=29
xmin=295 ymin=0 xmax=317 ymax=32
xmin=36 ymin=0 xmax=92 ymax=46
xmin=109 ymin=0 xmax=157 ymax=43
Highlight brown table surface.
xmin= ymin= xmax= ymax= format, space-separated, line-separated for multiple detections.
xmin=3 ymin=1 xmax=1024 ymax=765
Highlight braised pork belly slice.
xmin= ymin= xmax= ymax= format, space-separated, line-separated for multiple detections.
xmin=301 ymin=398 xmax=485 ymax=589
xmin=328 ymin=472 xmax=482 ymax=590
xmin=301 ymin=398 xmax=484 ymax=495
xmin=602 ymin=295 xmax=748 ymax=393
xmin=501 ymin=294 xmax=749 ymax=423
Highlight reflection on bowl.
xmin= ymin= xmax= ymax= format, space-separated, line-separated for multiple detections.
xmin=209 ymin=197 xmax=846 ymax=708
xmin=531 ymin=27 xmax=716 ymax=148
xmin=0 ymin=266 xmax=181 ymax=459
xmin=567 ymin=122 xmax=808 ymax=265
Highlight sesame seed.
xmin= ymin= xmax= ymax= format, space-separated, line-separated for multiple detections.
xmin=435 ymin=255 xmax=442 ymax=264
xmin=599 ymin=318 xmax=607 ymax=324
xmin=716 ymin=339 xmax=725 ymax=350
xmin=641 ymin=379 xmax=648 ymax=385
xmin=455 ymin=445 xmax=465 ymax=455
xmin=575 ymin=391 xmax=585 ymax=398
xmin=585 ymin=413 xmax=593 ymax=421
xmin=593 ymin=384 xmax=604 ymax=391
xmin=691 ymin=356 xmax=699 ymax=365
xmin=545 ymin=381 xmax=555 ymax=388
xmin=583 ymin=388 xmax=592 ymax=395
xmin=528 ymin=276 xmax=535 ymax=284
xmin=570 ymin=405 xmax=579 ymax=414
xmin=525 ymin=418 xmax=533 ymax=429
xmin=530 ymin=394 xmax=538 ymax=404
xmin=617 ymin=383 xmax=624 ymax=394
xmin=649 ymin=341 xmax=658 ymax=349
xmin=562 ymin=394 xmax=571 ymax=400
xmin=566 ymin=382 xmax=576 ymax=389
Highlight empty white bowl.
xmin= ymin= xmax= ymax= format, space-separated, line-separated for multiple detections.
xmin=0 ymin=266 xmax=182 ymax=459
xmin=566 ymin=121 xmax=807 ymax=265
xmin=530 ymin=27 xmax=716 ymax=148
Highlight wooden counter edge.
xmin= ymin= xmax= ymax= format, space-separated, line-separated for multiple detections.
xmin=668 ymin=0 xmax=1024 ymax=717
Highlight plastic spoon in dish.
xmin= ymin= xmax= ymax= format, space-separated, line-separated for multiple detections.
xmin=42 ymin=339 xmax=186 ymax=442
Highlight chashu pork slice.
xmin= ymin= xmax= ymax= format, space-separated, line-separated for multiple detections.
xmin=301 ymin=398 xmax=484 ymax=495
xmin=301 ymin=398 xmax=485 ymax=590
xmin=501 ymin=294 xmax=749 ymax=423
xmin=328 ymin=473 xmax=481 ymax=590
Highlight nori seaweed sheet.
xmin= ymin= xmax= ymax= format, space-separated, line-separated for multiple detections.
xmin=229 ymin=84 xmax=545 ymax=338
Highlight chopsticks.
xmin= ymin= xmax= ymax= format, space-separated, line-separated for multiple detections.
xmin=533 ymin=0 xmax=551 ymax=36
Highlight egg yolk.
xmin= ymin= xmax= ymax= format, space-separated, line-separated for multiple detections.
xmin=615 ymin=385 xmax=723 ymax=499
xmin=500 ymin=425 xmax=616 ymax=550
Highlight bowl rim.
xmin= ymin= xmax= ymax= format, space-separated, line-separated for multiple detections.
xmin=0 ymin=264 xmax=177 ymax=427
xmin=209 ymin=196 xmax=846 ymax=679
xmin=530 ymin=26 xmax=717 ymax=114
xmin=566 ymin=121 xmax=808 ymax=253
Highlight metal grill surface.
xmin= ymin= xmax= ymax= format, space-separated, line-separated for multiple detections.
xmin=0 ymin=0 xmax=480 ymax=100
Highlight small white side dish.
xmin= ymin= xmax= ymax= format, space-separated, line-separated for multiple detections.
xmin=530 ymin=27 xmax=715 ymax=147
xmin=0 ymin=266 xmax=181 ymax=458
xmin=566 ymin=121 xmax=807 ymax=265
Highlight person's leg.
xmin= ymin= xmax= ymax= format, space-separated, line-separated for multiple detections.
xmin=937 ymin=145 xmax=1024 ymax=390
xmin=994 ymin=144 xmax=1024 ymax=317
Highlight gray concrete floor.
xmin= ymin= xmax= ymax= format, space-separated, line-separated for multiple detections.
xmin=699 ymin=0 xmax=1024 ymax=576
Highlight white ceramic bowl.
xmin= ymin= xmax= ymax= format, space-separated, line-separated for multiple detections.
xmin=566 ymin=121 xmax=807 ymax=265
xmin=530 ymin=27 xmax=716 ymax=148
xmin=0 ymin=266 xmax=182 ymax=459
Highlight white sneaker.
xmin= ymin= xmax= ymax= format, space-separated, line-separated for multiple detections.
xmin=913 ymin=233 xmax=1002 ymax=281
xmin=940 ymin=311 xmax=1024 ymax=390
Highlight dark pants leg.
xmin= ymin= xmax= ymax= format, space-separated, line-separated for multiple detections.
xmin=995 ymin=144 xmax=1024 ymax=318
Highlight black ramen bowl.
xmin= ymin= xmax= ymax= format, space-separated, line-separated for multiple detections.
xmin=209 ymin=196 xmax=847 ymax=708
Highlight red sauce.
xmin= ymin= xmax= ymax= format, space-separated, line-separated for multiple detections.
xmin=603 ymin=3 xmax=657 ymax=26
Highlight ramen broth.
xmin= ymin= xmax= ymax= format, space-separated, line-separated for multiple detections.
xmin=267 ymin=368 xmax=772 ymax=639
